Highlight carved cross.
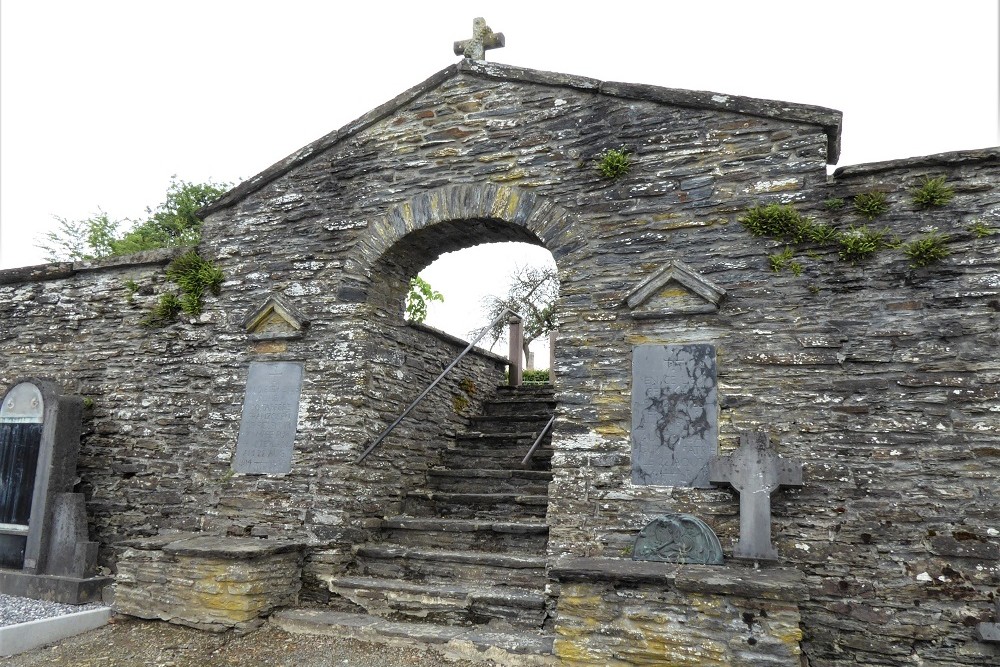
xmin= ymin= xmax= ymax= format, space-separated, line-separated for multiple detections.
xmin=453 ymin=17 xmax=505 ymax=61
xmin=710 ymin=431 xmax=803 ymax=561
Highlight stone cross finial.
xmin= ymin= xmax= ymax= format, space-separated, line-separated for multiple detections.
xmin=710 ymin=431 xmax=803 ymax=561
xmin=453 ymin=17 xmax=505 ymax=61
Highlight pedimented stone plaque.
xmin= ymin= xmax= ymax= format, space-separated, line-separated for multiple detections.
xmin=632 ymin=344 xmax=717 ymax=487
xmin=234 ymin=362 xmax=304 ymax=474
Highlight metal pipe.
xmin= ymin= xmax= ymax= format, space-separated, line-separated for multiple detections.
xmin=521 ymin=414 xmax=555 ymax=466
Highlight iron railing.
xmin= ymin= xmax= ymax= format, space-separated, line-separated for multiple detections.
xmin=521 ymin=414 xmax=555 ymax=465
xmin=355 ymin=309 xmax=525 ymax=463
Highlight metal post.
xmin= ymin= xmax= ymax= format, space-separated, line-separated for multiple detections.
xmin=548 ymin=329 xmax=556 ymax=386
xmin=508 ymin=314 xmax=523 ymax=387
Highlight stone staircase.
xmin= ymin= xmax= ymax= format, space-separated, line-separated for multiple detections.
xmin=276 ymin=385 xmax=556 ymax=660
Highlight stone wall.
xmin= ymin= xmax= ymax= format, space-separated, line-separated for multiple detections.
xmin=550 ymin=558 xmax=806 ymax=666
xmin=1 ymin=59 xmax=997 ymax=664
xmin=0 ymin=251 xmax=507 ymax=579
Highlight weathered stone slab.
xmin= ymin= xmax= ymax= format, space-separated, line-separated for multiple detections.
xmin=633 ymin=514 xmax=723 ymax=565
xmin=233 ymin=362 xmax=304 ymax=474
xmin=631 ymin=344 xmax=717 ymax=487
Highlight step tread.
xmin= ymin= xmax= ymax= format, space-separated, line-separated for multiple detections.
xmin=356 ymin=544 xmax=547 ymax=569
xmin=272 ymin=609 xmax=555 ymax=655
xmin=405 ymin=491 xmax=548 ymax=506
xmin=327 ymin=576 xmax=545 ymax=607
xmin=428 ymin=469 xmax=553 ymax=480
xmin=382 ymin=517 xmax=548 ymax=534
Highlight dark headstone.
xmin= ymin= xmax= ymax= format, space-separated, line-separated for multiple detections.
xmin=710 ymin=431 xmax=803 ymax=561
xmin=0 ymin=380 xmax=108 ymax=603
xmin=633 ymin=514 xmax=724 ymax=565
xmin=44 ymin=493 xmax=98 ymax=578
xmin=233 ymin=362 xmax=304 ymax=474
xmin=631 ymin=344 xmax=717 ymax=487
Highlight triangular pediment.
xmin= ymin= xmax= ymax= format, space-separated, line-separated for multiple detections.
xmin=626 ymin=260 xmax=726 ymax=319
xmin=198 ymin=61 xmax=841 ymax=218
xmin=243 ymin=296 xmax=309 ymax=340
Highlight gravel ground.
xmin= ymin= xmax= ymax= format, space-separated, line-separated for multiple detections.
xmin=0 ymin=594 xmax=106 ymax=626
xmin=5 ymin=614 xmax=501 ymax=667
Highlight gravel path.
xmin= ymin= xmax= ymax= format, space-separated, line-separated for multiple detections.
xmin=5 ymin=614 xmax=501 ymax=667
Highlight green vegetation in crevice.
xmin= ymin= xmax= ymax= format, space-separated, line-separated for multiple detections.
xmin=912 ymin=176 xmax=954 ymax=209
xmin=902 ymin=232 xmax=950 ymax=268
xmin=823 ymin=198 xmax=845 ymax=211
xmin=452 ymin=394 xmax=470 ymax=413
xmin=596 ymin=147 xmax=631 ymax=180
xmin=837 ymin=226 xmax=895 ymax=264
xmin=124 ymin=279 xmax=139 ymax=304
xmin=141 ymin=251 xmax=224 ymax=327
xmin=969 ymin=220 xmax=994 ymax=238
xmin=853 ymin=191 xmax=890 ymax=220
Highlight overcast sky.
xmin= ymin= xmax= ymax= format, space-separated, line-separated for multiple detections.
xmin=1 ymin=1 xmax=997 ymax=360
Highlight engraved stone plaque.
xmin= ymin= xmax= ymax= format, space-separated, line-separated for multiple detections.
xmin=633 ymin=514 xmax=724 ymax=565
xmin=233 ymin=362 xmax=304 ymax=474
xmin=631 ymin=344 xmax=717 ymax=487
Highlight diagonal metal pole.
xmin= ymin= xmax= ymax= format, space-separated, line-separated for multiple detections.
xmin=355 ymin=308 xmax=519 ymax=464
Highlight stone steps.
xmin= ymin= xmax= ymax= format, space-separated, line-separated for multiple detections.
xmin=354 ymin=544 xmax=547 ymax=588
xmin=402 ymin=490 xmax=549 ymax=519
xmin=322 ymin=384 xmax=555 ymax=643
xmin=324 ymin=575 xmax=547 ymax=629
xmin=272 ymin=609 xmax=556 ymax=664
xmin=380 ymin=517 xmax=549 ymax=553
xmin=426 ymin=468 xmax=552 ymax=495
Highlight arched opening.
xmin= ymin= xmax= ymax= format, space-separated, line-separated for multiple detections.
xmin=411 ymin=241 xmax=557 ymax=371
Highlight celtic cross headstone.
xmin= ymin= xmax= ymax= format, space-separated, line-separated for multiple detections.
xmin=710 ymin=431 xmax=803 ymax=561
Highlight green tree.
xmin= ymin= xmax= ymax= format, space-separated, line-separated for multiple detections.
xmin=37 ymin=177 xmax=230 ymax=261
xmin=474 ymin=265 xmax=558 ymax=366
xmin=405 ymin=276 xmax=443 ymax=323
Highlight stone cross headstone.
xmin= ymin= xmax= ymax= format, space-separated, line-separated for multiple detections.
xmin=233 ymin=362 xmax=304 ymax=474
xmin=453 ymin=17 xmax=505 ymax=61
xmin=631 ymin=344 xmax=717 ymax=487
xmin=710 ymin=431 xmax=803 ymax=560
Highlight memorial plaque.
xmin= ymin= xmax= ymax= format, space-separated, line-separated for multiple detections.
xmin=631 ymin=344 xmax=717 ymax=487
xmin=633 ymin=514 xmax=724 ymax=565
xmin=233 ymin=362 xmax=304 ymax=474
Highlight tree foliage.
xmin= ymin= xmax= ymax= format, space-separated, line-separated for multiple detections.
xmin=474 ymin=265 xmax=558 ymax=364
xmin=37 ymin=177 xmax=230 ymax=261
xmin=405 ymin=276 xmax=444 ymax=324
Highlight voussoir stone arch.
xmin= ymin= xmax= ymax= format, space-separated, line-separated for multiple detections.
xmin=355 ymin=183 xmax=577 ymax=280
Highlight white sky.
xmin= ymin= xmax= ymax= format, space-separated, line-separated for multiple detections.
xmin=1 ymin=1 xmax=998 ymax=363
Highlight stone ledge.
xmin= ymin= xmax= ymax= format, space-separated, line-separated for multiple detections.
xmin=409 ymin=322 xmax=508 ymax=365
xmin=832 ymin=147 xmax=1000 ymax=178
xmin=549 ymin=556 xmax=808 ymax=602
xmin=0 ymin=247 xmax=181 ymax=286
xmin=117 ymin=533 xmax=307 ymax=559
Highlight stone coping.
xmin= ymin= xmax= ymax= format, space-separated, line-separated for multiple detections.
xmin=832 ymin=147 xmax=1000 ymax=178
xmin=408 ymin=321 xmax=508 ymax=365
xmin=549 ymin=556 xmax=808 ymax=603
xmin=200 ymin=60 xmax=844 ymax=217
xmin=0 ymin=248 xmax=183 ymax=286
xmin=117 ymin=533 xmax=306 ymax=559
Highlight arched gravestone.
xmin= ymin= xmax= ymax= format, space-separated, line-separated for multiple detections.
xmin=0 ymin=380 xmax=108 ymax=603
xmin=0 ymin=383 xmax=44 ymax=568
xmin=633 ymin=514 xmax=724 ymax=565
